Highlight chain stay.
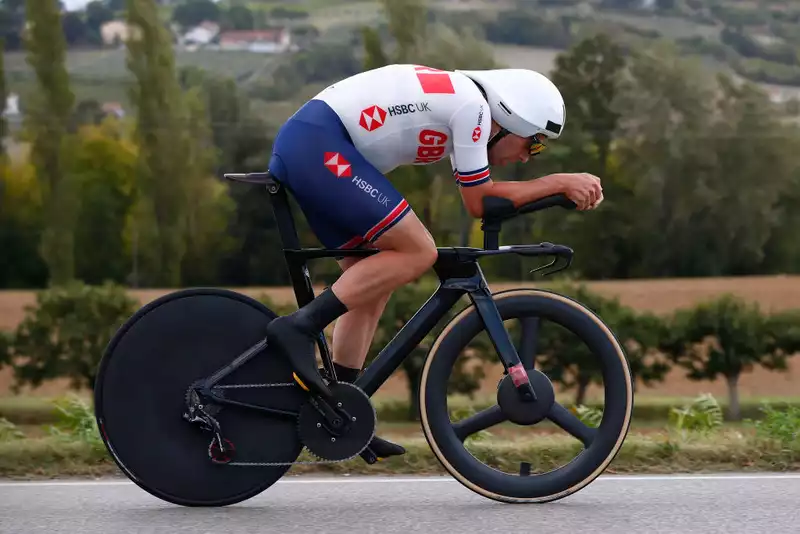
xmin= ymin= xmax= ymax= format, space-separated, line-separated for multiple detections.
xmin=208 ymin=381 xmax=364 ymax=467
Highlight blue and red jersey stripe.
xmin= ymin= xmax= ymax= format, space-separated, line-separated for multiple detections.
xmin=454 ymin=165 xmax=491 ymax=187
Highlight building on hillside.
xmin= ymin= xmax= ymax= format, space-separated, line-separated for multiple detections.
xmin=182 ymin=21 xmax=221 ymax=47
xmin=102 ymin=102 xmax=125 ymax=119
xmin=101 ymin=20 xmax=141 ymax=46
xmin=3 ymin=94 xmax=19 ymax=119
xmin=216 ymin=28 xmax=293 ymax=53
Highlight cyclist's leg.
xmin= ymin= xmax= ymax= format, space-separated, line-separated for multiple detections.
xmin=330 ymin=255 xmax=392 ymax=371
xmin=265 ymin=100 xmax=437 ymax=398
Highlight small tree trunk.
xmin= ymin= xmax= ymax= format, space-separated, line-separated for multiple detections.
xmin=725 ymin=373 xmax=741 ymax=421
xmin=575 ymin=375 xmax=590 ymax=406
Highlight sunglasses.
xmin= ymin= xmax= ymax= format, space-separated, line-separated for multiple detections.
xmin=528 ymin=134 xmax=547 ymax=156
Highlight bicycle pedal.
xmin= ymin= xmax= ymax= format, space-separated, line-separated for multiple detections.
xmin=359 ymin=446 xmax=378 ymax=465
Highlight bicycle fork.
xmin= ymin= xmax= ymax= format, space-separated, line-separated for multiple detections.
xmin=469 ymin=287 xmax=538 ymax=402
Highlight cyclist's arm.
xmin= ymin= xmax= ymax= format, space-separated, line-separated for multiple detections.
xmin=449 ymin=100 xmax=565 ymax=218
xmin=459 ymin=176 xmax=566 ymax=218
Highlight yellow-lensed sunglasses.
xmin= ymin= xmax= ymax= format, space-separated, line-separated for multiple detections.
xmin=529 ymin=134 xmax=547 ymax=156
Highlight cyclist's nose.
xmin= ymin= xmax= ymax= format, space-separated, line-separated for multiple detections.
xmin=519 ymin=151 xmax=530 ymax=163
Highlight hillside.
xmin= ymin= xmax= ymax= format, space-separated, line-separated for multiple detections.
xmin=4 ymin=0 xmax=800 ymax=111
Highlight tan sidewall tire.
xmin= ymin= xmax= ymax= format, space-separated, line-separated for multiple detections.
xmin=418 ymin=288 xmax=633 ymax=503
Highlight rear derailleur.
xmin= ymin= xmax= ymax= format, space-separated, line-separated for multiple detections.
xmin=183 ymin=384 xmax=234 ymax=464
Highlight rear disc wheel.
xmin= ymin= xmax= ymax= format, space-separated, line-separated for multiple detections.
xmin=94 ymin=288 xmax=305 ymax=507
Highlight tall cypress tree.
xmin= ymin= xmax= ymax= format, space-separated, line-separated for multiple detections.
xmin=126 ymin=0 xmax=188 ymax=286
xmin=0 ymin=38 xmax=8 ymax=162
xmin=23 ymin=0 xmax=76 ymax=285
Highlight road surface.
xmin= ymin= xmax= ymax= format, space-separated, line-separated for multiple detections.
xmin=1 ymin=473 xmax=798 ymax=533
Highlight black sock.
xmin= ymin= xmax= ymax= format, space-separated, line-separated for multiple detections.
xmin=292 ymin=287 xmax=348 ymax=334
xmin=333 ymin=362 xmax=361 ymax=383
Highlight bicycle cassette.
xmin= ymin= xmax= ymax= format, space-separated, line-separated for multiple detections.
xmin=297 ymin=382 xmax=376 ymax=462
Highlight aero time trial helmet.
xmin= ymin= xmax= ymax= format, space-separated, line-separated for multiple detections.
xmin=455 ymin=68 xmax=566 ymax=142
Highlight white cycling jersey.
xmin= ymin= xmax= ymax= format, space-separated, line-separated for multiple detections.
xmin=313 ymin=64 xmax=493 ymax=187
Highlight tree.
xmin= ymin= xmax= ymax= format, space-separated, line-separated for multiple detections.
xmin=550 ymin=33 xmax=626 ymax=176
xmin=85 ymin=0 xmax=113 ymax=43
xmin=364 ymin=281 xmax=478 ymax=420
xmin=171 ymin=0 xmax=219 ymax=29
xmin=701 ymin=75 xmax=800 ymax=275
xmin=23 ymin=0 xmax=76 ymax=285
xmin=9 ymin=282 xmax=139 ymax=391
xmin=0 ymin=0 xmax=25 ymax=50
xmin=71 ymin=98 xmax=105 ymax=128
xmin=61 ymin=11 xmax=88 ymax=45
xmin=126 ymin=0 xmax=190 ymax=286
xmin=660 ymin=294 xmax=800 ymax=420
xmin=535 ymin=283 xmax=669 ymax=405
xmin=0 ymin=160 xmax=48 ymax=288
xmin=0 ymin=37 xmax=7 ymax=162
xmin=70 ymin=120 xmax=138 ymax=284
xmin=178 ymin=86 xmax=237 ymax=285
xmin=222 ymin=5 xmax=253 ymax=31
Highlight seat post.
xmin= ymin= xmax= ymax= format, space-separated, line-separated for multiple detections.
xmin=262 ymin=173 xmax=317 ymax=309
xmin=262 ymin=172 xmax=333 ymax=370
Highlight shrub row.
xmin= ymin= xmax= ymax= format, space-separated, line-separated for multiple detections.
xmin=1 ymin=282 xmax=799 ymax=423
xmin=3 ymin=394 xmax=800 ymax=426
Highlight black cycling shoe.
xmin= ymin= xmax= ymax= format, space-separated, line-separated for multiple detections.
xmin=364 ymin=436 xmax=406 ymax=462
xmin=266 ymin=315 xmax=332 ymax=399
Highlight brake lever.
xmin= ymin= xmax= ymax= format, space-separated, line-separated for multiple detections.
xmin=528 ymin=243 xmax=574 ymax=277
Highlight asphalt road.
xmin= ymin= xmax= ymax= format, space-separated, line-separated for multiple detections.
xmin=1 ymin=473 xmax=798 ymax=534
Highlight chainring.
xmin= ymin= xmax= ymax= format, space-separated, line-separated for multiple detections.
xmin=297 ymin=382 xmax=376 ymax=462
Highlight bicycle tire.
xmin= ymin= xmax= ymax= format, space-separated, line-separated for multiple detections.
xmin=94 ymin=288 xmax=304 ymax=507
xmin=419 ymin=288 xmax=633 ymax=503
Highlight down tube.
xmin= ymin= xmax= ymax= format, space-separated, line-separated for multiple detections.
xmin=356 ymin=286 xmax=465 ymax=397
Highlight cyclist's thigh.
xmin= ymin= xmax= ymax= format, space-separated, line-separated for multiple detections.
xmin=270 ymin=102 xmax=410 ymax=250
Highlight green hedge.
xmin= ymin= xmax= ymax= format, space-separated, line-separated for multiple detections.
xmin=373 ymin=396 xmax=800 ymax=422
xmin=3 ymin=395 xmax=799 ymax=426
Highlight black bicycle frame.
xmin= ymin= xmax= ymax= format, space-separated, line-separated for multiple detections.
xmin=198 ymin=171 xmax=575 ymax=415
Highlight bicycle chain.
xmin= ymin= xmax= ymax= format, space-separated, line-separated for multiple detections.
xmin=208 ymin=382 xmax=368 ymax=467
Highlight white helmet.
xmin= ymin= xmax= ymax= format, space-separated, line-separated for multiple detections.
xmin=456 ymin=68 xmax=566 ymax=140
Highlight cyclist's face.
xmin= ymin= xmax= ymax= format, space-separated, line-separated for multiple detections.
xmin=488 ymin=131 xmax=546 ymax=166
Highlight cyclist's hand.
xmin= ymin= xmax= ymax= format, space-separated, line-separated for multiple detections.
xmin=557 ymin=173 xmax=603 ymax=211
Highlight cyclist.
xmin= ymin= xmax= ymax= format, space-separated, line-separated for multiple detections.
xmin=265 ymin=64 xmax=603 ymax=461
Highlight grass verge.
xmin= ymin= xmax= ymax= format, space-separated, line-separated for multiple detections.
xmin=4 ymin=395 xmax=800 ymax=425
xmin=1 ymin=430 xmax=797 ymax=480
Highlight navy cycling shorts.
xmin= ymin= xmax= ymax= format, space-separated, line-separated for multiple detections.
xmin=268 ymin=100 xmax=411 ymax=250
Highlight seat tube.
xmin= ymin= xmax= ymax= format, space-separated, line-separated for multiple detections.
xmin=469 ymin=286 xmax=538 ymax=401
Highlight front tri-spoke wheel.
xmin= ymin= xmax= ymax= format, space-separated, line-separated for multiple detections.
xmin=419 ymin=288 xmax=633 ymax=503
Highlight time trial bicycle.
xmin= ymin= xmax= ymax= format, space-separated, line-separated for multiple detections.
xmin=94 ymin=170 xmax=633 ymax=506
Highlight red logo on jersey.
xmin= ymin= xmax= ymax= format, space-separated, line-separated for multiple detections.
xmin=414 ymin=129 xmax=448 ymax=163
xmin=414 ymin=66 xmax=455 ymax=94
xmin=359 ymin=105 xmax=387 ymax=131
xmin=324 ymin=152 xmax=352 ymax=178
xmin=472 ymin=127 xmax=482 ymax=143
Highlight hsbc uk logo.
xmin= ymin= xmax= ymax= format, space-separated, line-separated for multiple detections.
xmin=387 ymin=102 xmax=430 ymax=116
xmin=359 ymin=105 xmax=387 ymax=132
xmin=324 ymin=152 xmax=352 ymax=178
xmin=324 ymin=151 xmax=390 ymax=206
xmin=473 ymin=104 xmax=484 ymax=142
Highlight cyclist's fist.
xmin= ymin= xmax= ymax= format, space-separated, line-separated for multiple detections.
xmin=556 ymin=173 xmax=603 ymax=211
